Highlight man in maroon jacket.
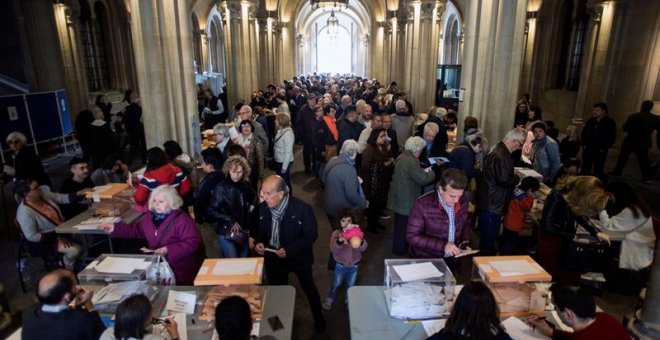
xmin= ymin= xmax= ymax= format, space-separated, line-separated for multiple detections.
xmin=406 ymin=168 xmax=470 ymax=260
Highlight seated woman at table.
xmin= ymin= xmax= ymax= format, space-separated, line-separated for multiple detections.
xmin=90 ymin=154 xmax=130 ymax=186
xmin=214 ymin=296 xmax=253 ymax=340
xmin=207 ymin=156 xmax=255 ymax=258
xmin=591 ymin=181 xmax=655 ymax=271
xmin=428 ymin=281 xmax=511 ymax=340
xmin=134 ymin=147 xmax=192 ymax=207
xmin=100 ymin=294 xmax=179 ymax=340
xmin=100 ymin=185 xmax=201 ymax=284
xmin=539 ymin=176 xmax=611 ymax=282
xmin=14 ymin=179 xmax=83 ymax=270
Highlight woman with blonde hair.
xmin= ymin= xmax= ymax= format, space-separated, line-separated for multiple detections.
xmin=538 ymin=176 xmax=611 ymax=282
xmin=273 ymin=113 xmax=295 ymax=190
xmin=100 ymin=185 xmax=201 ymax=284
xmin=207 ymin=156 xmax=255 ymax=258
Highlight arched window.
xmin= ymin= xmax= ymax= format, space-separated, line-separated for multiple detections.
xmin=191 ymin=13 xmax=202 ymax=73
xmin=80 ymin=0 xmax=111 ymax=91
xmin=567 ymin=3 xmax=589 ymax=91
xmin=317 ymin=25 xmax=351 ymax=74
xmin=556 ymin=0 xmax=573 ymax=88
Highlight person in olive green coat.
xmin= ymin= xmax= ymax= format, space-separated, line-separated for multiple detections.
xmin=387 ymin=136 xmax=436 ymax=255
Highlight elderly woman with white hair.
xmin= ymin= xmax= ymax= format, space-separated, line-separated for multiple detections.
xmin=100 ymin=185 xmax=201 ymax=284
xmin=387 ymin=136 xmax=436 ymax=255
xmin=2 ymin=131 xmax=51 ymax=187
xmin=321 ymin=140 xmax=368 ymax=229
xmin=418 ymin=122 xmax=449 ymax=168
xmin=212 ymin=123 xmax=233 ymax=155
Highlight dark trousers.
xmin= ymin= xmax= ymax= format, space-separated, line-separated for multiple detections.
xmin=499 ymin=228 xmax=519 ymax=255
xmin=303 ymin=139 xmax=314 ymax=171
xmin=266 ymin=265 xmax=324 ymax=324
xmin=273 ymin=161 xmax=293 ymax=193
xmin=393 ymin=213 xmax=409 ymax=256
xmin=581 ymin=147 xmax=608 ymax=179
xmin=614 ymin=144 xmax=652 ymax=179
xmin=478 ymin=209 xmax=502 ymax=256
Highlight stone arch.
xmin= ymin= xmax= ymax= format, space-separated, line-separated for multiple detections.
xmin=191 ymin=12 xmax=202 ymax=73
xmin=294 ymin=1 xmax=372 ymax=75
xmin=206 ymin=5 xmax=226 ymax=76
xmin=439 ymin=0 xmax=463 ymax=65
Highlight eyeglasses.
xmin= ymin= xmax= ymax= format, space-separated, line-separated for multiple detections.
xmin=516 ymin=140 xmax=524 ymax=148
xmin=7 ymin=140 xmax=20 ymax=145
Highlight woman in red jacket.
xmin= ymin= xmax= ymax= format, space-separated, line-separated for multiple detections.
xmin=134 ymin=147 xmax=191 ymax=206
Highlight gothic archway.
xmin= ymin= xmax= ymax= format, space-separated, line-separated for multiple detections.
xmin=206 ymin=5 xmax=227 ymax=76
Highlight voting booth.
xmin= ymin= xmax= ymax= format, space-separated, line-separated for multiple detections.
xmin=384 ymin=259 xmax=456 ymax=320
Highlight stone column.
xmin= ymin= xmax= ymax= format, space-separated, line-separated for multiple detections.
xmin=127 ymin=0 xmax=199 ymax=155
xmin=459 ymin=0 xmax=528 ymax=143
xmin=257 ymin=16 xmax=280 ymax=88
xmin=222 ymin=0 xmax=259 ymax=106
xmin=574 ymin=1 xmax=630 ymax=119
xmin=402 ymin=0 xmax=444 ymax=113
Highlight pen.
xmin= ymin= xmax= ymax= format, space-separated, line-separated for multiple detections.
xmin=157 ymin=299 xmax=166 ymax=315
xmin=202 ymin=324 xmax=215 ymax=334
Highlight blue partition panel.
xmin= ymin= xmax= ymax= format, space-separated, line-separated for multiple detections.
xmin=56 ymin=90 xmax=73 ymax=134
xmin=25 ymin=92 xmax=63 ymax=142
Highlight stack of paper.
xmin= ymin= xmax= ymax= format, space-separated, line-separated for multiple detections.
xmin=501 ymin=316 xmax=550 ymax=340
xmin=95 ymin=256 xmax=151 ymax=274
xmin=490 ymin=260 xmax=541 ymax=277
xmin=392 ymin=262 xmax=444 ymax=282
xmin=92 ymin=280 xmax=153 ymax=311
xmin=388 ymin=282 xmax=448 ymax=319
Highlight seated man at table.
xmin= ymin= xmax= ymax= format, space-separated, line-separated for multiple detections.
xmin=59 ymin=157 xmax=94 ymax=219
xmin=215 ymin=296 xmax=253 ymax=340
xmin=23 ymin=269 xmax=105 ymax=340
xmin=406 ymin=168 xmax=470 ymax=263
xmin=255 ymin=175 xmax=326 ymax=333
xmin=14 ymin=179 xmax=83 ymax=270
xmin=528 ymin=284 xmax=630 ymax=339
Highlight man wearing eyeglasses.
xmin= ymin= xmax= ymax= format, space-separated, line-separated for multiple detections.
xmin=22 ymin=269 xmax=105 ymax=340
xmin=476 ymin=128 xmax=527 ymax=255
xmin=2 ymin=131 xmax=51 ymax=188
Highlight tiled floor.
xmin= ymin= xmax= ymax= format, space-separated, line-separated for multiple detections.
xmin=0 ymin=145 xmax=657 ymax=339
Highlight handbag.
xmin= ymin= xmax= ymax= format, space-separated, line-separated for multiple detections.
xmin=325 ymin=145 xmax=338 ymax=161
xmin=145 ymin=218 xmax=177 ymax=285
xmin=225 ymin=227 xmax=249 ymax=245
xmin=566 ymin=234 xmax=608 ymax=272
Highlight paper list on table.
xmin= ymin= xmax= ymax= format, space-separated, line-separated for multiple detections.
xmin=212 ymin=258 xmax=258 ymax=276
xmin=490 ymin=260 xmax=541 ymax=277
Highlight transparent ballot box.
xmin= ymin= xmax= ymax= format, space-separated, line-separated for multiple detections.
xmin=384 ymin=259 xmax=456 ymax=320
xmin=472 ymin=256 xmax=552 ymax=318
xmin=78 ymin=254 xmax=157 ymax=284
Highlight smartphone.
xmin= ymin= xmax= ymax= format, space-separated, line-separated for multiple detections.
xmin=267 ymin=315 xmax=284 ymax=331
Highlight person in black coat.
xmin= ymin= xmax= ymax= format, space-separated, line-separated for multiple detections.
xmin=580 ymin=102 xmax=616 ymax=180
xmin=336 ymin=105 xmax=364 ymax=152
xmin=418 ymin=121 xmax=449 ymax=168
xmin=123 ymin=94 xmax=146 ymax=164
xmin=89 ymin=107 xmax=117 ymax=170
xmin=612 ymin=100 xmax=660 ymax=181
xmin=207 ymin=156 xmax=255 ymax=259
xmin=2 ymin=131 xmax=51 ymax=187
xmin=193 ymin=148 xmax=226 ymax=258
xmin=74 ymin=107 xmax=95 ymax=160
xmin=295 ymin=93 xmax=319 ymax=173
xmin=254 ymin=176 xmax=326 ymax=334
xmin=22 ymin=269 xmax=105 ymax=340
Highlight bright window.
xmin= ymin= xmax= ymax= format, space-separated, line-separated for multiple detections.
xmin=317 ymin=26 xmax=351 ymax=74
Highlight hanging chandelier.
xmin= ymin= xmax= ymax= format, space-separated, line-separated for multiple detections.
xmin=327 ymin=10 xmax=339 ymax=39
xmin=310 ymin=0 xmax=348 ymax=10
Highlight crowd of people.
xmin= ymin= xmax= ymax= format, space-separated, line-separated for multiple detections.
xmin=3 ymin=73 xmax=657 ymax=339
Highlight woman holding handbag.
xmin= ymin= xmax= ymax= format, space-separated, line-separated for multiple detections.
xmin=99 ymin=185 xmax=201 ymax=285
xmin=207 ymin=156 xmax=256 ymax=258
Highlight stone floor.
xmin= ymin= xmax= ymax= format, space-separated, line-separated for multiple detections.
xmin=0 ymin=144 xmax=657 ymax=339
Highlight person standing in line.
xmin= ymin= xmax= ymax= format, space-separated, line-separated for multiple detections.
xmin=580 ymin=102 xmax=616 ymax=180
xmin=611 ymin=100 xmax=660 ymax=182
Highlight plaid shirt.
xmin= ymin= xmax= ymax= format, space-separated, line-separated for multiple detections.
xmin=437 ymin=192 xmax=456 ymax=244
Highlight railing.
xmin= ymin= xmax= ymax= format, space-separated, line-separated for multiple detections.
xmin=0 ymin=74 xmax=29 ymax=94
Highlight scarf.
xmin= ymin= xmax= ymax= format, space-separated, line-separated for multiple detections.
xmin=340 ymin=153 xmax=355 ymax=166
xmin=322 ymin=116 xmax=338 ymax=141
xmin=269 ymin=194 xmax=290 ymax=248
xmin=151 ymin=210 xmax=171 ymax=227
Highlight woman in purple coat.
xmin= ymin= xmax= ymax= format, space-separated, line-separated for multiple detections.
xmin=100 ymin=185 xmax=201 ymax=284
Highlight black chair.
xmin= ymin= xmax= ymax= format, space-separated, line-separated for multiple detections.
xmin=15 ymin=220 xmax=63 ymax=293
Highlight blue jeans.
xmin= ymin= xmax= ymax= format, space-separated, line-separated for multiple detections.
xmin=478 ymin=209 xmax=502 ymax=256
xmin=218 ymin=234 xmax=248 ymax=258
xmin=328 ymin=263 xmax=358 ymax=300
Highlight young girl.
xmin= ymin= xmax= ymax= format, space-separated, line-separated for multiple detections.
xmin=323 ymin=210 xmax=368 ymax=311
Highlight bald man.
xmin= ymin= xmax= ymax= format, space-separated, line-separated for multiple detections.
xmin=255 ymin=175 xmax=326 ymax=333
xmin=23 ymin=269 xmax=105 ymax=339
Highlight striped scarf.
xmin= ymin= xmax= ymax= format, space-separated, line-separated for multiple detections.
xmin=269 ymin=194 xmax=290 ymax=248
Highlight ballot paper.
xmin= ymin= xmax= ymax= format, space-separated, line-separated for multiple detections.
xmin=212 ymin=258 xmax=258 ymax=276
xmin=92 ymin=280 xmax=144 ymax=304
xmin=392 ymin=262 xmax=444 ymax=282
xmin=79 ymin=216 xmax=121 ymax=225
xmin=172 ymin=314 xmax=188 ymax=340
xmin=74 ymin=224 xmax=102 ymax=230
xmin=388 ymin=282 xmax=448 ymax=319
xmin=95 ymin=256 xmax=150 ymax=274
xmin=422 ymin=319 xmax=447 ymax=337
xmin=428 ymin=157 xmax=450 ymax=165
xmin=490 ymin=260 xmax=541 ymax=276
xmin=165 ymin=291 xmax=197 ymax=314
xmin=502 ymin=316 xmax=550 ymax=340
